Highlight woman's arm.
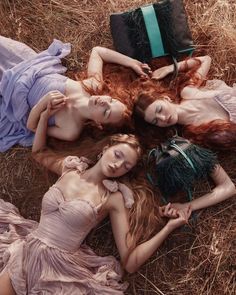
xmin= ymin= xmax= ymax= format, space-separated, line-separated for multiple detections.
xmin=168 ymin=165 xmax=235 ymax=212
xmin=32 ymin=100 xmax=66 ymax=175
xmin=27 ymin=90 xmax=67 ymax=132
xmin=189 ymin=165 xmax=235 ymax=211
xmin=152 ymin=55 xmax=212 ymax=82
xmin=87 ymin=46 xmax=151 ymax=82
xmin=108 ymin=192 xmax=191 ymax=273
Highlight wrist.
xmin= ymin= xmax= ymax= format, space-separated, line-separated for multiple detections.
xmin=128 ymin=58 xmax=138 ymax=68
xmin=39 ymin=111 xmax=49 ymax=122
xmin=165 ymin=64 xmax=174 ymax=74
xmin=164 ymin=222 xmax=175 ymax=234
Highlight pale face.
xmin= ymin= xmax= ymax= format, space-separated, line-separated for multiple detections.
xmin=100 ymin=143 xmax=138 ymax=178
xmin=144 ymin=98 xmax=178 ymax=127
xmin=88 ymin=95 xmax=126 ymax=125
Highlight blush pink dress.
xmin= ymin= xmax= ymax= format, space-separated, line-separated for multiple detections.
xmin=0 ymin=156 xmax=130 ymax=294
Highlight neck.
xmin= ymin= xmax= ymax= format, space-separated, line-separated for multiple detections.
xmin=67 ymin=93 xmax=95 ymax=121
xmin=81 ymin=161 xmax=107 ymax=185
xmin=176 ymin=101 xmax=200 ymax=125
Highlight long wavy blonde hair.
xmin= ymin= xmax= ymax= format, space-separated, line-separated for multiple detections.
xmin=45 ymin=133 xmax=162 ymax=252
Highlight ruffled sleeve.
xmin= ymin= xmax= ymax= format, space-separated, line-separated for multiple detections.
xmin=62 ymin=156 xmax=92 ymax=174
xmin=102 ymin=180 xmax=134 ymax=209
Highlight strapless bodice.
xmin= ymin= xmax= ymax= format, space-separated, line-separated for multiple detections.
xmin=32 ymin=185 xmax=99 ymax=252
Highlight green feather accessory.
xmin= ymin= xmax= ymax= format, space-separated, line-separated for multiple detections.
xmin=147 ymin=136 xmax=218 ymax=201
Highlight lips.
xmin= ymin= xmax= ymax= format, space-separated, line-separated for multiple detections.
xmin=92 ymin=96 xmax=98 ymax=106
xmin=108 ymin=165 xmax=115 ymax=173
xmin=167 ymin=115 xmax=172 ymax=124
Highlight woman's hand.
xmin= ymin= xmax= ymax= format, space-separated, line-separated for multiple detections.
xmin=170 ymin=202 xmax=191 ymax=212
xmin=159 ymin=202 xmax=178 ymax=218
xmin=166 ymin=206 xmax=192 ymax=231
xmin=152 ymin=65 xmax=173 ymax=80
xmin=27 ymin=91 xmax=68 ymax=132
xmin=41 ymin=91 xmax=67 ymax=109
xmin=130 ymin=60 xmax=152 ymax=78
xmin=40 ymin=96 xmax=67 ymax=119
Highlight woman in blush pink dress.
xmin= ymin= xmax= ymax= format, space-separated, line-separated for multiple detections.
xmin=0 ymin=99 xmax=190 ymax=294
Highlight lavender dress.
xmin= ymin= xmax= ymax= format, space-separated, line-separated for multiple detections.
xmin=0 ymin=36 xmax=69 ymax=152
xmin=0 ymin=156 xmax=129 ymax=294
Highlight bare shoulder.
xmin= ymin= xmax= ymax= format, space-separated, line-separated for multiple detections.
xmin=180 ymin=85 xmax=203 ymax=100
xmin=82 ymin=77 xmax=102 ymax=91
xmin=105 ymin=191 xmax=126 ymax=212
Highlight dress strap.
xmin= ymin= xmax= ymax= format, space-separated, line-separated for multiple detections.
xmin=62 ymin=156 xmax=93 ymax=174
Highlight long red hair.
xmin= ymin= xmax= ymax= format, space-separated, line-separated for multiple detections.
xmin=134 ymin=58 xmax=236 ymax=150
xmin=183 ymin=120 xmax=236 ymax=150
xmin=42 ymin=133 xmax=162 ymax=251
xmin=74 ymin=64 xmax=138 ymax=128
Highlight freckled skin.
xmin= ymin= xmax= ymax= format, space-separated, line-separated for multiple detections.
xmin=100 ymin=143 xmax=138 ymax=178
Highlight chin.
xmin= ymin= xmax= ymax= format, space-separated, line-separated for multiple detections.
xmin=102 ymin=167 xmax=114 ymax=178
xmin=170 ymin=115 xmax=178 ymax=126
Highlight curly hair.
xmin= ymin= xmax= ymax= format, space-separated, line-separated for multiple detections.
xmin=75 ymin=64 xmax=138 ymax=128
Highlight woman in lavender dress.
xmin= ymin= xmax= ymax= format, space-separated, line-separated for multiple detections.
xmin=0 ymin=36 xmax=151 ymax=152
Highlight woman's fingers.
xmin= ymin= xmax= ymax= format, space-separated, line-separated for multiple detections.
xmin=159 ymin=203 xmax=179 ymax=218
xmin=178 ymin=206 xmax=192 ymax=223
xmin=164 ymin=203 xmax=171 ymax=215
xmin=51 ymin=97 xmax=69 ymax=108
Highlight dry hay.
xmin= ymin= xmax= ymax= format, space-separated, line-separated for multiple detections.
xmin=0 ymin=0 xmax=235 ymax=294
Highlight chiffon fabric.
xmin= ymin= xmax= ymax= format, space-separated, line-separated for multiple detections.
xmin=0 ymin=36 xmax=69 ymax=152
xmin=0 ymin=156 xmax=129 ymax=294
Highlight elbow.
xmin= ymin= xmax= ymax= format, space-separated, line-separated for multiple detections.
xmin=123 ymin=257 xmax=139 ymax=274
xmin=124 ymin=263 xmax=137 ymax=274
xmin=225 ymin=181 xmax=236 ymax=198
xmin=91 ymin=46 xmax=106 ymax=56
xmin=215 ymin=180 xmax=236 ymax=201
xmin=26 ymin=121 xmax=36 ymax=132
xmin=91 ymin=46 xmax=103 ymax=53
xmin=201 ymin=55 xmax=212 ymax=65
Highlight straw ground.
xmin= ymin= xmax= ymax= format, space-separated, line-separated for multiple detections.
xmin=0 ymin=0 xmax=235 ymax=294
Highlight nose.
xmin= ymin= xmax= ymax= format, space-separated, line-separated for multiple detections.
xmin=114 ymin=159 xmax=123 ymax=170
xmin=157 ymin=114 xmax=166 ymax=122
xmin=98 ymin=98 xmax=109 ymax=107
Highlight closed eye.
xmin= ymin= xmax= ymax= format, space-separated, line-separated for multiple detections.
xmin=151 ymin=118 xmax=158 ymax=125
xmin=124 ymin=163 xmax=131 ymax=171
xmin=156 ymin=105 xmax=162 ymax=113
xmin=104 ymin=108 xmax=111 ymax=118
xmin=114 ymin=150 xmax=121 ymax=158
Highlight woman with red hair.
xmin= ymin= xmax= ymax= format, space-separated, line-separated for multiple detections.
xmin=0 ymin=36 xmax=151 ymax=152
xmin=135 ymin=55 xmax=236 ymax=150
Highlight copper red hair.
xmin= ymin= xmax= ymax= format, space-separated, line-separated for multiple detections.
xmin=74 ymin=64 xmax=138 ymax=128
xmin=184 ymin=120 xmax=236 ymax=150
xmin=134 ymin=57 xmax=236 ymax=150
